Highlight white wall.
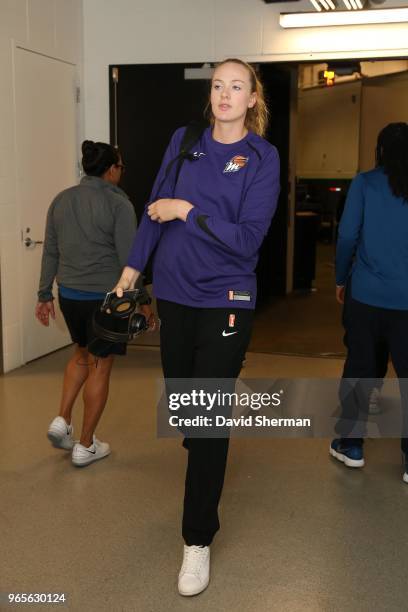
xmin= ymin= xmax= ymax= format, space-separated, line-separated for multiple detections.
xmin=82 ymin=0 xmax=408 ymax=141
xmin=0 ymin=0 xmax=83 ymax=372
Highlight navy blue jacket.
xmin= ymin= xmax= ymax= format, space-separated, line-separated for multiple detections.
xmin=336 ymin=167 xmax=408 ymax=310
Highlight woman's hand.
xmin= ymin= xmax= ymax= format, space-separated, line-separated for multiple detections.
xmin=147 ymin=199 xmax=193 ymax=223
xmin=35 ymin=301 xmax=55 ymax=326
xmin=113 ymin=266 xmax=141 ymax=297
xmin=336 ymin=285 xmax=345 ymax=304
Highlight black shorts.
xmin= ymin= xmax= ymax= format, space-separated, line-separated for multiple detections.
xmin=58 ymin=295 xmax=127 ymax=358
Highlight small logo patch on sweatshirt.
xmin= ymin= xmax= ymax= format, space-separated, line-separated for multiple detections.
xmin=223 ymin=155 xmax=249 ymax=174
xmin=228 ymin=290 xmax=251 ymax=302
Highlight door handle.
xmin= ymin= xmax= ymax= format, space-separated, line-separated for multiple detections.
xmin=24 ymin=237 xmax=44 ymax=247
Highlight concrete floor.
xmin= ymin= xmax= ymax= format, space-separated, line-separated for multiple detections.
xmin=1 ymin=347 xmax=408 ymax=612
xmin=249 ymin=244 xmax=345 ymax=357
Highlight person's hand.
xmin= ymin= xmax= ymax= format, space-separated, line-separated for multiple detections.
xmin=113 ymin=266 xmax=140 ymax=297
xmin=35 ymin=301 xmax=55 ymax=326
xmin=336 ymin=285 xmax=345 ymax=304
xmin=147 ymin=199 xmax=193 ymax=223
xmin=139 ymin=304 xmax=157 ymax=332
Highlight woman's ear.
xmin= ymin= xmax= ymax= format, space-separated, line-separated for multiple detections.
xmin=248 ymin=92 xmax=257 ymax=109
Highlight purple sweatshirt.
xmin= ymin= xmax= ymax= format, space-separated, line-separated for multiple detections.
xmin=127 ymin=126 xmax=280 ymax=309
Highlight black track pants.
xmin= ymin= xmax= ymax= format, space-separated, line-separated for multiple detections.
xmin=157 ymin=299 xmax=254 ymax=546
xmin=337 ymin=296 xmax=408 ymax=453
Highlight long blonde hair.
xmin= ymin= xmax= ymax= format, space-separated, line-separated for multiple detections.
xmin=205 ymin=58 xmax=269 ymax=137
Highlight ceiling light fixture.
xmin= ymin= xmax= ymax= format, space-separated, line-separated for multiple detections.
xmin=280 ymin=6 xmax=408 ymax=27
xmin=310 ymin=0 xmax=323 ymax=10
xmin=309 ymin=0 xmax=337 ymax=10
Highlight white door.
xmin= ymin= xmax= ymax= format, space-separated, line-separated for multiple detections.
xmin=14 ymin=48 xmax=77 ymax=362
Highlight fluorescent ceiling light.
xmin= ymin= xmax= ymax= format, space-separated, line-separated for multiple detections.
xmin=280 ymin=7 xmax=408 ymax=27
xmin=310 ymin=0 xmax=322 ymax=10
xmin=319 ymin=0 xmax=331 ymax=9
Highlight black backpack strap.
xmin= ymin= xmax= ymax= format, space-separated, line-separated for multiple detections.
xmin=155 ymin=121 xmax=207 ymax=199
xmin=172 ymin=120 xmax=208 ymax=191
xmin=179 ymin=120 xmax=208 ymax=155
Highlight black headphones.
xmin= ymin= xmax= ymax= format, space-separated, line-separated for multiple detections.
xmin=93 ymin=289 xmax=149 ymax=343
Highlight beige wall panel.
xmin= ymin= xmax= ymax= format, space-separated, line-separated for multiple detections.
xmin=359 ymin=72 xmax=408 ymax=171
xmin=215 ymin=0 xmax=264 ymax=58
xmin=55 ymin=0 xmax=82 ymax=63
xmin=3 ymin=323 xmax=23 ymax=371
xmin=0 ymin=176 xmax=16 ymax=205
xmin=0 ymin=39 xmax=14 ymax=144
xmin=27 ymin=0 xmax=56 ymax=55
xmin=1 ymin=233 xmax=22 ymax=327
xmin=84 ymin=0 xmax=214 ymax=63
xmin=83 ymin=0 xmax=215 ymax=139
xmin=297 ymin=81 xmax=361 ymax=179
xmin=0 ymin=145 xmax=14 ymax=179
xmin=0 ymin=204 xmax=18 ymax=235
xmin=0 ymin=0 xmax=28 ymax=42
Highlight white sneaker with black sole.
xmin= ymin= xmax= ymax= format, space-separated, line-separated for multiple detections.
xmin=178 ymin=545 xmax=210 ymax=596
xmin=47 ymin=416 xmax=75 ymax=450
xmin=71 ymin=436 xmax=110 ymax=467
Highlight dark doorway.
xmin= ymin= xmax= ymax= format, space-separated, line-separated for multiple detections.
xmin=257 ymin=63 xmax=292 ymax=299
xmin=109 ymin=64 xmax=209 ymax=221
xmin=109 ymin=62 xmax=291 ymax=298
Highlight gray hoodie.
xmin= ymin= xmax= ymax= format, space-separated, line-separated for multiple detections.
xmin=38 ymin=175 xmax=148 ymax=302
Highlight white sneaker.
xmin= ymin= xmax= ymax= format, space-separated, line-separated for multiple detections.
xmin=72 ymin=436 xmax=110 ymax=467
xmin=178 ymin=545 xmax=210 ymax=596
xmin=47 ymin=416 xmax=75 ymax=450
xmin=368 ymin=387 xmax=381 ymax=415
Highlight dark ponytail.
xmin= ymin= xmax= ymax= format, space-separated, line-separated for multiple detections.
xmin=376 ymin=122 xmax=408 ymax=203
xmin=81 ymin=140 xmax=120 ymax=177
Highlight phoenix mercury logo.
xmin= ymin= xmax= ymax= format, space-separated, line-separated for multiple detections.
xmin=223 ymin=155 xmax=249 ymax=174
